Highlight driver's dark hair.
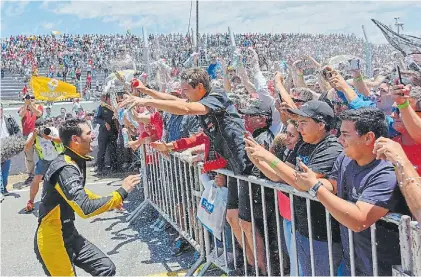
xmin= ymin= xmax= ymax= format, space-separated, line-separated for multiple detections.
xmin=180 ymin=68 xmax=211 ymax=93
xmin=339 ymin=108 xmax=388 ymax=138
xmin=59 ymin=118 xmax=88 ymax=147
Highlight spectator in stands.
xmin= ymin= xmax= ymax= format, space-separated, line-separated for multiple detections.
xmin=1 ymin=103 xmax=21 ymax=202
xmin=72 ymin=98 xmax=82 ymax=115
xmin=326 ymin=67 xmax=375 ymax=110
xmin=244 ymin=100 xmax=343 ymax=276
xmin=207 ymin=54 xmax=222 ymax=80
xmin=21 ymin=84 xmax=28 ymax=98
xmin=75 ymin=67 xmax=81 ymax=81
xmin=18 ymin=95 xmax=43 ymax=184
xmin=295 ymin=108 xmax=411 ymax=276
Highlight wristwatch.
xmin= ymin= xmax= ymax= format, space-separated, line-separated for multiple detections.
xmin=308 ymin=181 xmax=323 ymax=197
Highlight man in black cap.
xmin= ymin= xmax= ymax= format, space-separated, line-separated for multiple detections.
xmin=244 ymin=100 xmax=343 ymax=276
xmin=239 ymin=105 xmax=274 ymax=145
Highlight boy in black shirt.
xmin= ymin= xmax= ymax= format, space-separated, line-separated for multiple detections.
xmin=244 ymin=100 xmax=343 ymax=276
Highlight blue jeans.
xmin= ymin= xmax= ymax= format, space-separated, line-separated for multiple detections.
xmin=1 ymin=159 xmax=11 ymax=193
xmin=296 ymin=230 xmax=343 ymax=276
xmin=283 ymin=219 xmax=303 ymax=276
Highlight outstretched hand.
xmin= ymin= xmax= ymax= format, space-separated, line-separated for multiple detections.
xmin=150 ymin=141 xmax=169 ymax=152
xmin=118 ymin=95 xmax=147 ymax=109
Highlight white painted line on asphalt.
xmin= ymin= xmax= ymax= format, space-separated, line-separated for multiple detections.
xmin=10 ymin=180 xmax=123 ymax=193
xmin=86 ymin=180 xmax=123 ymax=185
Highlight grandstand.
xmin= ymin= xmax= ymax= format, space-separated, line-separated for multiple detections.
xmin=0 ymin=65 xmax=107 ymax=101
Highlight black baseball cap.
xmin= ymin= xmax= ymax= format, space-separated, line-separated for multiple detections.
xmin=288 ymin=100 xmax=334 ymax=124
xmin=239 ymin=105 xmax=271 ymax=117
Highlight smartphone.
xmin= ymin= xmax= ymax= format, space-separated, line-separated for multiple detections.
xmin=322 ymin=68 xmax=332 ymax=80
xmin=295 ymin=157 xmax=303 ymax=172
xmin=396 ymin=65 xmax=403 ymax=85
xmin=349 ymin=59 xmax=360 ymax=71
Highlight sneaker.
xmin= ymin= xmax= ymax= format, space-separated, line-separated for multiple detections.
xmin=25 ymin=200 xmax=34 ymax=212
xmin=2 ymin=190 xmax=9 ymax=196
xmin=24 ymin=175 xmax=34 ymax=184
xmin=173 ymin=238 xmax=192 ymax=256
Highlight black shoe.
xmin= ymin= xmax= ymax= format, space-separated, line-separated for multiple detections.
xmin=24 ymin=176 xmax=34 ymax=184
xmin=173 ymin=238 xmax=192 ymax=256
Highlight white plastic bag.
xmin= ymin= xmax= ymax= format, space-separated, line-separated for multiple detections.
xmin=197 ymin=177 xmax=228 ymax=240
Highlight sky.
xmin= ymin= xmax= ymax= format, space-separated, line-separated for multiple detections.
xmin=1 ymin=0 xmax=421 ymax=44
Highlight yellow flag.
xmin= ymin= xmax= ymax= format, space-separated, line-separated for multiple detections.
xmin=30 ymin=76 xmax=80 ymax=101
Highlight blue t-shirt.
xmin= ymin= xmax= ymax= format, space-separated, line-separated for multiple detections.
xmin=330 ymin=153 xmax=410 ymax=276
xmin=386 ymin=116 xmax=400 ymax=138
xmin=336 ymin=90 xmax=375 ymax=110
xmin=163 ymin=113 xmax=200 ymax=143
xmin=207 ymin=62 xmax=221 ymax=80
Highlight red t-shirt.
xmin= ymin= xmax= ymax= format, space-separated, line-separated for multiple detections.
xmin=277 ymin=191 xmax=291 ymax=221
xmin=138 ymin=112 xmax=163 ymax=165
xmin=393 ymin=136 xmax=421 ymax=175
xmin=20 ymin=105 xmax=44 ymax=136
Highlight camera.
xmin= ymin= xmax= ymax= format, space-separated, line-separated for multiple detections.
xmin=40 ymin=127 xmax=51 ymax=136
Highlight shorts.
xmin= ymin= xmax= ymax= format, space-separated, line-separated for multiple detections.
xmin=35 ymin=160 xmax=52 ymax=176
xmin=226 ymin=176 xmax=275 ymax=223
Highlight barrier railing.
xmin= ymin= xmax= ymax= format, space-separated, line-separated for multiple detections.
xmin=127 ymin=145 xmax=421 ymax=277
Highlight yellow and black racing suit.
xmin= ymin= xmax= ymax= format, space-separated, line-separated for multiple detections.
xmin=34 ymin=147 xmax=128 ymax=276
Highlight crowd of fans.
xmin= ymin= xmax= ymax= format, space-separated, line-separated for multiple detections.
xmin=1 ymin=29 xmax=421 ymax=277
xmin=1 ymin=32 xmax=398 ymax=82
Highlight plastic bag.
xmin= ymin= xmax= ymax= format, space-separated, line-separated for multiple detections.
xmin=197 ymin=176 xmax=228 ymax=240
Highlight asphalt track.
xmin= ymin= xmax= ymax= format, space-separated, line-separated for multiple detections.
xmin=0 ymin=169 xmax=196 ymax=276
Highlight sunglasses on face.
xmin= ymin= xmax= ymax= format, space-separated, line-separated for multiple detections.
xmin=292 ymin=98 xmax=306 ymax=103
xmin=332 ymin=101 xmax=346 ymax=106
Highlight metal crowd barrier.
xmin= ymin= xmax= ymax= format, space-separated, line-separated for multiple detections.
xmin=127 ymin=145 xmax=421 ymax=277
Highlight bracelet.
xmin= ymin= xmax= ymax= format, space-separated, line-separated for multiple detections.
xmin=270 ymin=158 xmax=280 ymax=169
xmin=353 ymin=75 xmax=364 ymax=82
xmin=397 ymin=101 xmax=410 ymax=110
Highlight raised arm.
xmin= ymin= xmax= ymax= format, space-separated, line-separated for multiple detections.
xmin=54 ymin=166 xmax=130 ymax=218
xmin=132 ymin=79 xmax=180 ymax=101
